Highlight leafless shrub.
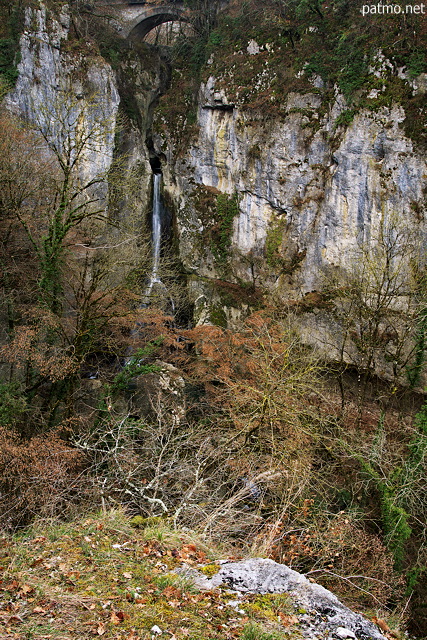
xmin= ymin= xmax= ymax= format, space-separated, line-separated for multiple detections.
xmin=0 ymin=427 xmax=90 ymax=530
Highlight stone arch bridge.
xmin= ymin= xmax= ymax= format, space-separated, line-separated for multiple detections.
xmin=95 ymin=1 xmax=192 ymax=39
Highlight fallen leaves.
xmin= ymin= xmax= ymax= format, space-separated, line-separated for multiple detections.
xmin=110 ymin=610 xmax=125 ymax=624
xmin=96 ymin=621 xmax=106 ymax=635
xmin=372 ymin=617 xmax=399 ymax=638
xmin=0 ymin=515 xmax=305 ymax=640
xmin=173 ymin=544 xmax=208 ymax=564
xmin=278 ymin=612 xmax=299 ymax=626
xmin=140 ymin=540 xmax=208 ymax=565
xmin=20 ymin=584 xmax=34 ymax=596
xmin=162 ymin=586 xmax=181 ymax=599
xmin=32 ymin=606 xmax=48 ymax=614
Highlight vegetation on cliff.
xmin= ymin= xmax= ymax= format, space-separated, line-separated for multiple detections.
xmin=156 ymin=0 xmax=427 ymax=148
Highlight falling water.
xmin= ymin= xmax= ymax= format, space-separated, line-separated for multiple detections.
xmin=143 ymin=172 xmax=174 ymax=312
xmin=144 ymin=171 xmax=162 ymax=301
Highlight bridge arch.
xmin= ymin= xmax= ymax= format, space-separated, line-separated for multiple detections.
xmin=126 ymin=5 xmax=190 ymax=40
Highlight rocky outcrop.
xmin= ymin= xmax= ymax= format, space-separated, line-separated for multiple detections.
xmin=4 ymin=1 xmax=166 ymax=222
xmin=157 ymin=72 xmax=426 ymax=296
xmin=130 ymin=360 xmax=186 ymax=426
xmin=178 ymin=558 xmax=387 ymax=640
xmin=5 ymin=3 xmax=120 ymax=192
xmin=152 ymin=53 xmax=427 ymax=380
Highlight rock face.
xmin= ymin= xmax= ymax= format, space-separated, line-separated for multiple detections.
xmin=7 ymin=3 xmax=427 ymax=380
xmin=179 ymin=558 xmax=387 ymax=640
xmin=157 ymin=74 xmax=426 ymax=295
xmin=4 ymin=1 xmax=165 ymax=224
xmin=153 ymin=62 xmax=427 ymax=379
xmin=5 ymin=3 xmax=120 ymax=192
xmin=131 ymin=361 xmax=186 ymax=426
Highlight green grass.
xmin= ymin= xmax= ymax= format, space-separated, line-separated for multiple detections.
xmin=240 ymin=621 xmax=294 ymax=640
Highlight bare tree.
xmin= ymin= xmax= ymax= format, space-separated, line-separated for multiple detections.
xmin=322 ymin=215 xmax=425 ymax=417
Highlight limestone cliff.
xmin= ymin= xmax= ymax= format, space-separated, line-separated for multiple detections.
xmin=155 ymin=65 xmax=426 ymax=298
xmin=4 ymin=1 xmax=166 ymax=225
xmin=5 ymin=3 xmax=120 ymax=193
xmin=152 ymin=30 xmax=427 ymax=378
xmin=5 ymin=1 xmax=427 ymax=379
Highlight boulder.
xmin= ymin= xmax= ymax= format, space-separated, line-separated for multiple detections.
xmin=130 ymin=360 xmax=185 ymax=426
xmin=177 ymin=558 xmax=387 ymax=640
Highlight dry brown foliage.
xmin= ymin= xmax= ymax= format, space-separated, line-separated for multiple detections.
xmin=1 ymin=311 xmax=78 ymax=382
xmin=0 ymin=427 xmax=89 ymax=530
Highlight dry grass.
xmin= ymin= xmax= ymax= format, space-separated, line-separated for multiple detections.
xmin=0 ymin=509 xmax=303 ymax=640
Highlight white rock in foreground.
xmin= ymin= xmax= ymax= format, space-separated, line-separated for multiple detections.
xmin=178 ymin=558 xmax=387 ymax=640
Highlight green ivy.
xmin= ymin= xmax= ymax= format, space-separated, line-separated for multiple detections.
xmin=352 ymin=415 xmax=413 ymax=571
xmin=211 ymin=192 xmax=240 ymax=264
xmin=407 ymin=306 xmax=427 ymax=387
xmin=410 ymin=400 xmax=427 ymax=466
xmin=407 ymin=268 xmax=427 ymax=386
xmin=110 ymin=341 xmax=162 ymax=395
xmin=358 ymin=454 xmax=412 ymax=570
xmin=379 ymin=484 xmax=412 ymax=571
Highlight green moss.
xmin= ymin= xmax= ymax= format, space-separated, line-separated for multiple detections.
xmin=265 ymin=219 xmax=286 ymax=269
xmin=130 ymin=515 xmax=165 ymax=528
xmin=200 ymin=563 xmax=220 ymax=577
xmin=208 ymin=304 xmax=227 ymax=328
xmin=246 ymin=593 xmax=294 ymax=622
xmin=211 ymin=192 xmax=240 ymax=264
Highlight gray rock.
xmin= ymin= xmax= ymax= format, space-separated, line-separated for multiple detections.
xmin=5 ymin=3 xmax=120 ymax=199
xmin=336 ymin=628 xmax=357 ymax=639
xmin=130 ymin=360 xmax=186 ymax=426
xmin=157 ymin=68 xmax=427 ymax=385
xmin=179 ymin=558 xmax=386 ymax=640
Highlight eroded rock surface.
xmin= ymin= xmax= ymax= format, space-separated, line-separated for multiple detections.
xmin=131 ymin=361 xmax=186 ymax=426
xmin=178 ymin=558 xmax=387 ymax=640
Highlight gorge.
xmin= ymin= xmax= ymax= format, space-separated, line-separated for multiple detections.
xmin=1 ymin=0 xmax=427 ymax=637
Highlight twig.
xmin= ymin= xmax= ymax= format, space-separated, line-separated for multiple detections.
xmin=304 ymin=569 xmax=386 ymax=606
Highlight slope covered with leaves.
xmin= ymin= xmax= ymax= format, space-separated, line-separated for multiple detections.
xmin=1 ymin=509 xmax=320 ymax=640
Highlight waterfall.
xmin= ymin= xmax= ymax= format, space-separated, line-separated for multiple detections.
xmin=146 ymin=172 xmax=162 ymax=293
xmin=143 ymin=171 xmax=174 ymax=313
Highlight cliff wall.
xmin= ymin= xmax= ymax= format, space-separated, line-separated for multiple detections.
xmin=5 ymin=1 xmax=427 ymax=378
